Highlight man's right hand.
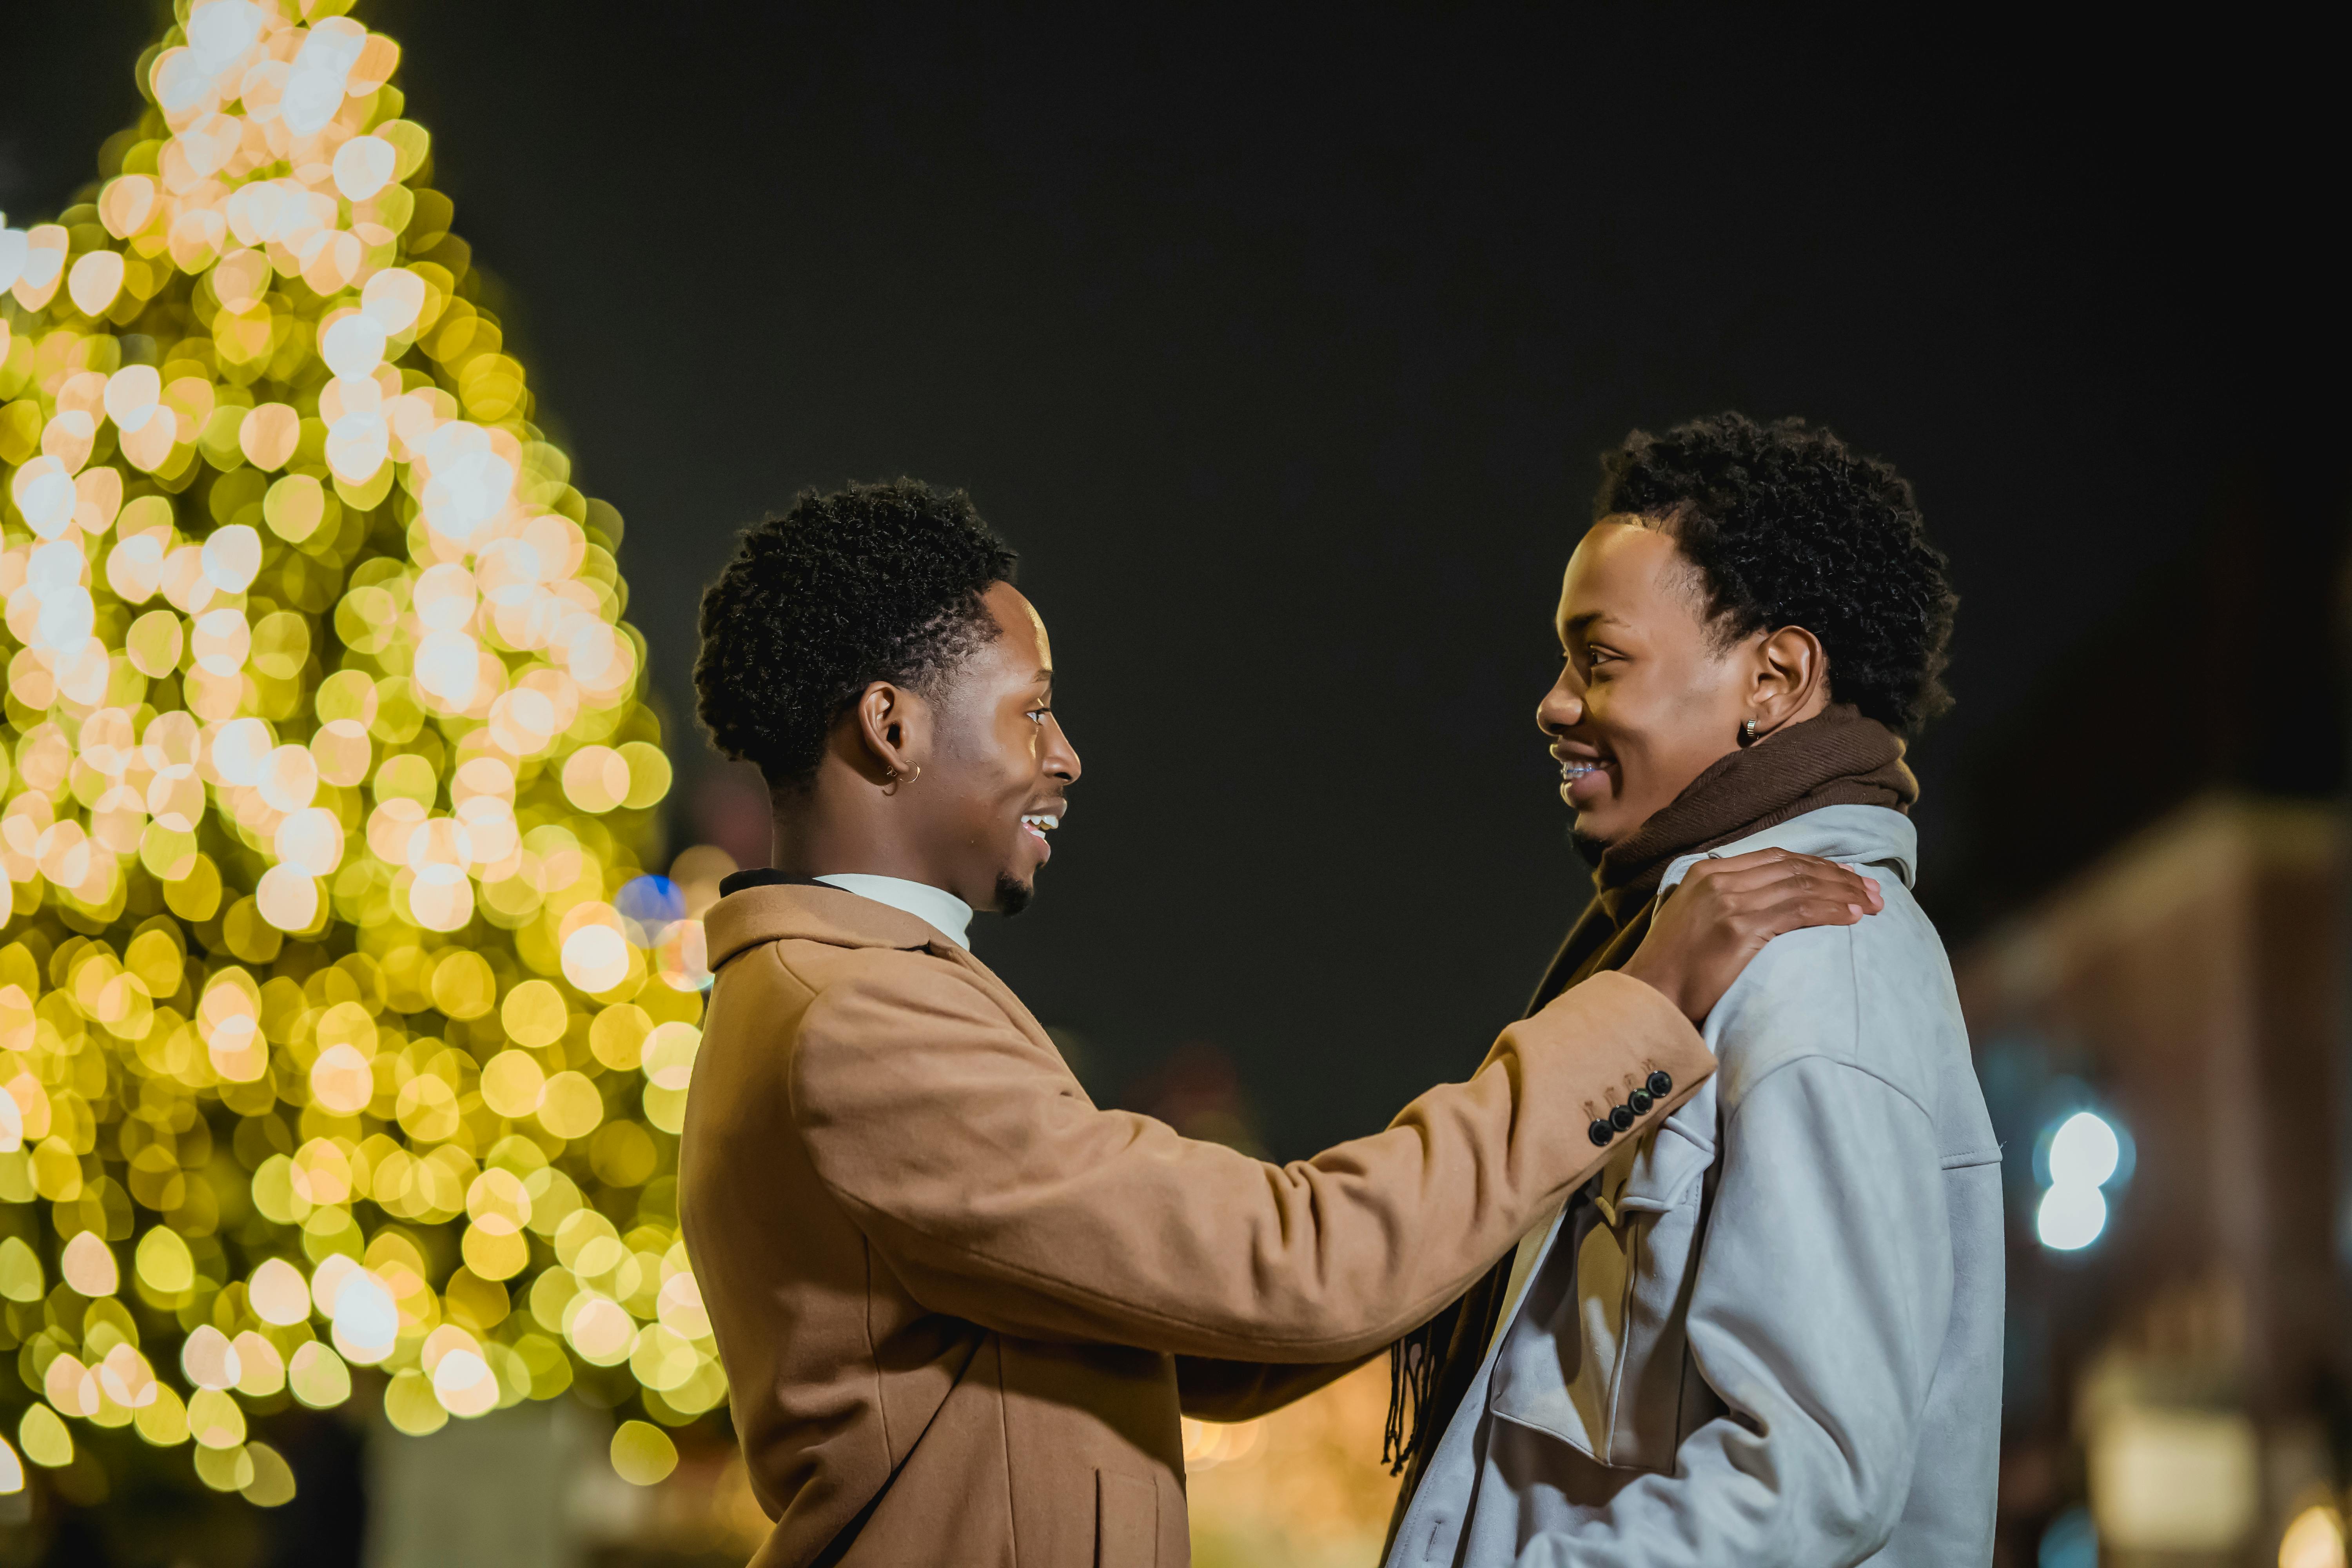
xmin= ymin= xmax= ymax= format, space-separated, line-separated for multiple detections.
xmin=1618 ymin=849 xmax=1883 ymax=1024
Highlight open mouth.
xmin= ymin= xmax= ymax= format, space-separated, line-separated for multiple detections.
xmin=1554 ymin=752 xmax=1613 ymax=806
xmin=1020 ymin=812 xmax=1060 ymax=846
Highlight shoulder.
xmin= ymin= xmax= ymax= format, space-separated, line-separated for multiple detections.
xmin=758 ymin=943 xmax=1063 ymax=1116
xmin=777 ymin=941 xmax=1012 ymax=1036
xmin=706 ymin=937 xmax=1009 ymax=1072
xmin=1706 ymin=878 xmax=1959 ymax=1119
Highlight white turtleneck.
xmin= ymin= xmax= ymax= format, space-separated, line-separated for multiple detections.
xmin=813 ymin=873 xmax=974 ymax=950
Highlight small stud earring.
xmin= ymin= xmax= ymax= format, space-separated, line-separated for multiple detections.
xmin=1738 ymin=719 xmax=1759 ymax=748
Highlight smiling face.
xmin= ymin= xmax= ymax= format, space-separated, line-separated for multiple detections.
xmin=918 ymin=581 xmax=1081 ymax=913
xmin=1537 ymin=520 xmax=1759 ymax=847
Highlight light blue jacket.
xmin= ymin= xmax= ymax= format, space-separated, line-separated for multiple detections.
xmin=1384 ymin=805 xmax=2002 ymax=1568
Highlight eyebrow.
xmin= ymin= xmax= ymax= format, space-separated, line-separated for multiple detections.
xmin=1560 ymin=611 xmax=1630 ymax=638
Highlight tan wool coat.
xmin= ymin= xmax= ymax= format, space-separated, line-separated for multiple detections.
xmin=678 ymin=883 xmax=1710 ymax=1568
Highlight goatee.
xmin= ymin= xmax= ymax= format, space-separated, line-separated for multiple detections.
xmin=995 ymin=873 xmax=1034 ymax=917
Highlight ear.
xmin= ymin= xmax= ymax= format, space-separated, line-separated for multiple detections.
xmin=848 ymin=681 xmax=933 ymax=785
xmin=1748 ymin=625 xmax=1829 ymax=734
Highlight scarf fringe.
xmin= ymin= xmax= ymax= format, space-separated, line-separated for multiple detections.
xmin=1383 ymin=1319 xmax=1441 ymax=1475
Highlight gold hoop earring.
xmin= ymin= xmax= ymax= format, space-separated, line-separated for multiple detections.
xmin=880 ymin=764 xmax=921 ymax=797
xmin=1737 ymin=719 xmax=1759 ymax=748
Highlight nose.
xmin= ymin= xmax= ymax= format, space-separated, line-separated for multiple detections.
xmin=1537 ymin=666 xmax=1585 ymax=735
xmin=1045 ymin=716 xmax=1081 ymax=786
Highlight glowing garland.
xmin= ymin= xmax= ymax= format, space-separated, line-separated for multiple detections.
xmin=0 ymin=0 xmax=718 ymax=1508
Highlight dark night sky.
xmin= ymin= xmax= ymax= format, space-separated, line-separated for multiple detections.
xmin=4 ymin=5 xmax=2338 ymax=1158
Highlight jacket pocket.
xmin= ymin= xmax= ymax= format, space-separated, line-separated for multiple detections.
xmin=1488 ymin=1085 xmax=1717 ymax=1475
xmin=1607 ymin=1108 xmax=1715 ymax=1471
xmin=1095 ymin=1470 xmax=1159 ymax=1568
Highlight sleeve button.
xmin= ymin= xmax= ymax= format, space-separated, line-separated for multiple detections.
xmin=1588 ymin=1119 xmax=1615 ymax=1147
xmin=1628 ymin=1087 xmax=1653 ymax=1114
xmin=1608 ymin=1104 xmax=1635 ymax=1133
xmin=1646 ymin=1069 xmax=1673 ymax=1099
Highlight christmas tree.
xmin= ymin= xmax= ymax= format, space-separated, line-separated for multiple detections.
xmin=0 ymin=0 xmax=719 ymax=1509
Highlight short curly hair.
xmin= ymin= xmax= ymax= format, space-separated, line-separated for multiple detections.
xmin=1595 ymin=413 xmax=1957 ymax=733
xmin=695 ymin=480 xmax=1019 ymax=789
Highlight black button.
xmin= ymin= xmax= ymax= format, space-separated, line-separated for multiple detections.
xmin=1628 ymin=1088 xmax=1653 ymax=1115
xmin=1647 ymin=1070 xmax=1673 ymax=1099
xmin=1588 ymin=1119 xmax=1614 ymax=1147
xmin=1608 ymin=1103 xmax=1635 ymax=1133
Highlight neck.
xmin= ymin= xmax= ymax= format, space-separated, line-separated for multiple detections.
xmin=768 ymin=818 xmax=923 ymax=885
xmin=769 ymin=790 xmax=971 ymax=904
xmin=1592 ymin=704 xmax=1913 ymax=909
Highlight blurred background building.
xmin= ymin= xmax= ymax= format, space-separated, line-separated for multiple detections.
xmin=1944 ymin=478 xmax=2350 ymax=1568
xmin=1962 ymin=798 xmax=2344 ymax=1567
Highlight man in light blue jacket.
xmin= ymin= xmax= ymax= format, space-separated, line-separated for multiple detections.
xmin=1381 ymin=414 xmax=2001 ymax=1567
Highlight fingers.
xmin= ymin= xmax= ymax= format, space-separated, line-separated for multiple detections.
xmin=1741 ymin=891 xmax=1868 ymax=941
xmin=1684 ymin=851 xmax=1881 ymax=910
xmin=1838 ymin=860 xmax=1887 ymax=912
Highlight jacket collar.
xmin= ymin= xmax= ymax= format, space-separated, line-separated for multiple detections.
xmin=704 ymin=881 xmax=953 ymax=971
xmin=1656 ymin=803 xmax=1919 ymax=897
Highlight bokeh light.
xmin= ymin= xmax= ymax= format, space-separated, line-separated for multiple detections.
xmin=0 ymin=0 xmax=717 ymax=1508
xmin=2283 ymin=1506 xmax=2348 ymax=1568
xmin=2034 ymin=1106 xmax=2128 ymax=1253
xmin=2034 ymin=1183 xmax=2107 ymax=1252
xmin=2045 ymin=1111 xmax=2121 ymax=1190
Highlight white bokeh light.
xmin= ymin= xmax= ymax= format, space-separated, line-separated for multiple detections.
xmin=2046 ymin=1111 xmax=2121 ymax=1190
xmin=2036 ymin=1182 xmax=2108 ymax=1251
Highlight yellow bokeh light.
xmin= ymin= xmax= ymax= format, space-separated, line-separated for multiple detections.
xmin=538 ymin=1070 xmax=604 ymax=1140
xmin=479 ymin=1049 xmax=546 ymax=1119
xmin=562 ymin=744 xmax=631 ymax=813
xmin=383 ymin=1368 xmax=445 ymax=1435
xmin=135 ymin=1225 xmax=195 ymax=1294
xmin=566 ymin=1296 xmax=634 ymax=1365
xmin=610 ymin=1418 xmax=679 ymax=1486
xmin=250 ymin=1258 xmax=312 ymax=1327
xmin=562 ymin=922 xmax=630 ymax=993
xmin=2284 ymin=1507 xmax=2348 ymax=1568
xmin=501 ymin=978 xmax=569 ymax=1049
xmin=61 ymin=1231 xmax=119 ymax=1296
xmin=19 ymin=1405 xmax=73 ymax=1469
xmin=1 ymin=0 xmax=712 ymax=1506
xmin=192 ymin=1441 xmax=254 ymax=1491
xmin=643 ymin=1023 xmax=702 ymax=1092
xmin=244 ymin=1442 xmax=298 ymax=1507
xmin=287 ymin=1341 xmax=351 ymax=1409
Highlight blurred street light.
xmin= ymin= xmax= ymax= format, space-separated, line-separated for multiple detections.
xmin=2282 ymin=1505 xmax=2348 ymax=1568
xmin=2036 ymin=1109 xmax=2129 ymax=1252
xmin=2036 ymin=1184 xmax=2109 ymax=1252
xmin=2047 ymin=1111 xmax=2121 ymax=1187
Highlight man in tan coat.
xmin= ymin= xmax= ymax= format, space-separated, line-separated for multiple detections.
xmin=680 ymin=481 xmax=1882 ymax=1567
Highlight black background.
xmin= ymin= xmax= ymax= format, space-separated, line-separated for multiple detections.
xmin=5 ymin=4 xmax=2341 ymax=1160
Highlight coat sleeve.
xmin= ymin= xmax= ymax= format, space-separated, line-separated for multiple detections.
xmin=1509 ymin=1054 xmax=1952 ymax=1568
xmin=1175 ymin=1354 xmax=1378 ymax=1421
xmin=783 ymin=952 xmax=1711 ymax=1363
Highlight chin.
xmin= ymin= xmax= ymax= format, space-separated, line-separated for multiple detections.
xmin=1569 ymin=799 xmax=1640 ymax=857
xmin=993 ymin=872 xmax=1035 ymax=917
xmin=1568 ymin=823 xmax=1613 ymax=867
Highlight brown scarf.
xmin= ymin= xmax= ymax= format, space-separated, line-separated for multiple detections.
xmin=1379 ymin=704 xmax=1916 ymax=1498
